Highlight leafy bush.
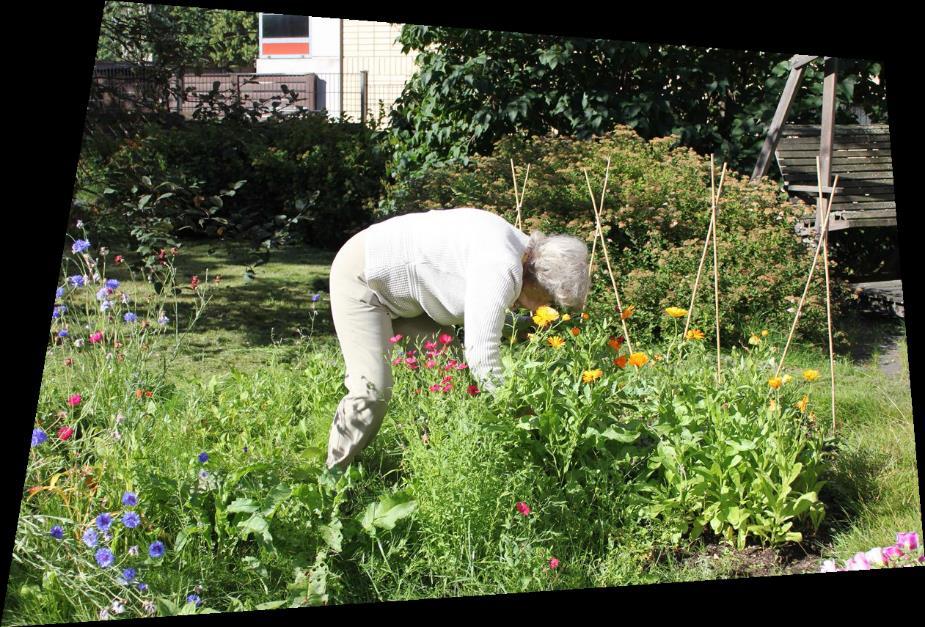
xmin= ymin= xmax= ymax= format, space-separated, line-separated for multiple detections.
xmin=387 ymin=127 xmax=852 ymax=346
xmin=77 ymin=109 xmax=389 ymax=271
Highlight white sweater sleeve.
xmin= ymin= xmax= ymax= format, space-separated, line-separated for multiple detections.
xmin=463 ymin=263 xmax=521 ymax=392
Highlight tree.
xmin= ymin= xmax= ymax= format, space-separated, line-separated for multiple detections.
xmin=386 ymin=26 xmax=887 ymax=187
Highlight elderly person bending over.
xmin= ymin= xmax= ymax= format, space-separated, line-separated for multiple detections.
xmin=326 ymin=207 xmax=590 ymax=473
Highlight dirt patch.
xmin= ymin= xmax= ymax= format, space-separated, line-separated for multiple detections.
xmin=680 ymin=542 xmax=823 ymax=578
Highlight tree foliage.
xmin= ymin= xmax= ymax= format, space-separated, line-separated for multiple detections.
xmin=385 ymin=26 xmax=887 ymax=190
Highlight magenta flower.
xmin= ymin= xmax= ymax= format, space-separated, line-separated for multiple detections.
xmin=515 ymin=501 xmax=531 ymax=516
xmin=67 ymin=394 xmax=82 ymax=407
xmin=467 ymin=385 xmax=480 ymax=396
xmin=405 ymin=356 xmax=419 ymax=370
xmin=406 ymin=349 xmax=417 ymax=357
xmin=548 ymin=558 xmax=560 ymax=570
xmin=58 ymin=426 xmax=74 ymax=441
xmin=456 ymin=362 xmax=468 ymax=370
xmin=864 ymin=547 xmax=886 ymax=567
xmin=89 ymin=331 xmax=103 ymax=344
xmin=424 ymin=341 xmax=438 ymax=350
xmin=845 ymin=552 xmax=871 ymax=571
xmin=425 ymin=359 xmax=437 ymax=369
xmin=388 ymin=334 xmax=403 ymax=344
xmin=428 ymin=384 xmax=441 ymax=393
xmin=882 ymin=546 xmax=904 ymax=562
xmin=896 ymin=532 xmax=919 ymax=552
xmin=439 ymin=333 xmax=454 ymax=345
xmin=391 ymin=357 xmax=402 ymax=366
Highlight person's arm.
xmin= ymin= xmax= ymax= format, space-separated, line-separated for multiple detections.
xmin=463 ymin=264 xmax=521 ymax=393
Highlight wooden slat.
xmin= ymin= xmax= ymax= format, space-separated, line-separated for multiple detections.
xmin=784 ymin=124 xmax=890 ymax=135
xmin=779 ymin=137 xmax=891 ymax=148
xmin=780 ymin=156 xmax=892 ymax=166
xmin=782 ymin=162 xmax=894 ymax=174
xmin=786 ymin=171 xmax=892 ymax=181
xmin=779 ymin=149 xmax=891 ymax=160
xmin=829 ymin=201 xmax=896 ymax=210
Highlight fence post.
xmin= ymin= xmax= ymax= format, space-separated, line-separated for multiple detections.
xmin=360 ymin=70 xmax=368 ymax=123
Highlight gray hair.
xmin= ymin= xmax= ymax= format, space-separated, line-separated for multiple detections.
xmin=524 ymin=231 xmax=590 ymax=310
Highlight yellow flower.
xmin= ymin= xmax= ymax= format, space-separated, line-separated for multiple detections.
xmin=665 ymin=307 xmax=687 ymax=319
xmin=547 ymin=336 xmax=565 ymax=349
xmin=748 ymin=334 xmax=762 ymax=346
xmin=526 ymin=333 xmax=535 ymax=341
xmin=803 ymin=369 xmax=820 ymax=382
xmin=654 ymin=354 xmax=664 ymax=362
xmin=581 ymin=369 xmax=604 ymax=383
xmin=782 ymin=374 xmax=793 ymax=385
xmin=628 ymin=352 xmax=649 ymax=368
xmin=685 ymin=329 xmax=705 ymax=341
xmin=620 ymin=305 xmax=635 ymax=320
xmin=795 ymin=395 xmax=809 ymax=413
xmin=761 ymin=329 xmax=769 ymax=337
xmin=532 ymin=305 xmax=560 ymax=327
xmin=768 ymin=377 xmax=782 ymax=389
xmin=561 ymin=313 xmax=572 ymax=322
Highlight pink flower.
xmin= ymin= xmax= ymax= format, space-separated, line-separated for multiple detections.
xmin=467 ymin=385 xmax=480 ymax=396
xmin=405 ymin=357 xmax=419 ymax=370
xmin=428 ymin=384 xmax=441 ymax=393
xmin=441 ymin=383 xmax=453 ymax=392
xmin=67 ymin=394 xmax=82 ymax=407
xmin=114 ymin=255 xmax=124 ymax=264
xmin=548 ymin=558 xmax=559 ymax=570
xmin=58 ymin=426 xmax=74 ymax=441
xmin=845 ymin=552 xmax=871 ymax=571
xmin=442 ymin=375 xmax=453 ymax=383
xmin=515 ymin=501 xmax=531 ymax=516
xmin=389 ymin=334 xmax=403 ymax=344
xmin=426 ymin=349 xmax=439 ymax=358
xmin=392 ymin=357 xmax=403 ymax=366
xmin=406 ymin=349 xmax=417 ymax=357
xmin=444 ymin=360 xmax=457 ymax=371
xmin=439 ymin=333 xmax=454 ymax=345
xmin=865 ymin=547 xmax=886 ymax=567
xmin=896 ymin=532 xmax=919 ymax=551
xmin=455 ymin=362 xmax=468 ymax=370
xmin=426 ymin=359 xmax=437 ymax=369
xmin=820 ymin=559 xmax=838 ymax=573
xmin=89 ymin=331 xmax=103 ymax=344
xmin=882 ymin=546 xmax=904 ymax=562
xmin=424 ymin=341 xmax=438 ymax=350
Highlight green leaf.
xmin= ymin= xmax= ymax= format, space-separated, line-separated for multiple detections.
xmin=360 ymin=491 xmax=418 ymax=533
xmin=237 ymin=513 xmax=272 ymax=545
xmin=255 ymin=600 xmax=287 ymax=610
xmin=319 ymin=519 xmax=343 ymax=553
xmin=226 ymin=498 xmax=259 ymax=514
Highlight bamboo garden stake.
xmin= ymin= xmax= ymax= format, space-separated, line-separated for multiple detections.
xmin=583 ymin=166 xmax=634 ymax=355
xmin=587 ymin=157 xmax=612 ymax=278
xmin=510 ymin=159 xmax=531 ymax=231
xmin=711 ymin=156 xmax=723 ymax=383
xmin=774 ymin=174 xmax=841 ymax=381
xmin=816 ymin=156 xmax=838 ymax=433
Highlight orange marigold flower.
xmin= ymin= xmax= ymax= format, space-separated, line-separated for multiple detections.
xmin=768 ymin=377 xmax=782 ymax=389
xmin=581 ymin=369 xmax=603 ymax=383
xmin=547 ymin=336 xmax=565 ymax=349
xmin=570 ymin=327 xmax=581 ymax=337
xmin=608 ymin=336 xmax=625 ymax=351
xmin=796 ymin=395 xmax=809 ymax=413
xmin=628 ymin=352 xmax=648 ymax=368
xmin=685 ymin=329 xmax=705 ymax=341
xmin=620 ymin=305 xmax=635 ymax=320
xmin=613 ymin=356 xmax=628 ymax=368
xmin=135 ymin=389 xmax=144 ymax=400
xmin=581 ymin=312 xmax=590 ymax=320
xmin=761 ymin=329 xmax=769 ymax=337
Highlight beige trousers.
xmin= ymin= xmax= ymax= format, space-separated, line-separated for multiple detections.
xmin=326 ymin=229 xmax=456 ymax=470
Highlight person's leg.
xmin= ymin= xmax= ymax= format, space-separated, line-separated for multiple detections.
xmin=327 ymin=231 xmax=395 ymax=471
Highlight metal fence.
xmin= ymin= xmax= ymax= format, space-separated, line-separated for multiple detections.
xmin=91 ymin=63 xmax=409 ymax=125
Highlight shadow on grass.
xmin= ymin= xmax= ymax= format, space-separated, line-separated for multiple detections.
xmin=835 ymin=311 xmax=906 ymax=364
xmin=818 ymin=441 xmax=887 ymax=534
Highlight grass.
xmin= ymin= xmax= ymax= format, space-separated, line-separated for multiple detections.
xmin=5 ymin=237 xmax=921 ymax=624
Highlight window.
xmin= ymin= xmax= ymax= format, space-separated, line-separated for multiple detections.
xmin=261 ymin=14 xmax=309 ymax=39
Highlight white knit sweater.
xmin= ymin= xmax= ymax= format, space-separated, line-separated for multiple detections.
xmin=364 ymin=208 xmax=530 ymax=391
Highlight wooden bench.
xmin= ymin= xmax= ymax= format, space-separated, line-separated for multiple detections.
xmin=775 ymin=124 xmax=895 ymax=233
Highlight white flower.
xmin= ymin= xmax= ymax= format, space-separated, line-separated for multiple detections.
xmin=143 ymin=600 xmax=156 ymax=615
xmin=820 ymin=559 xmax=838 ymax=573
xmin=865 ymin=547 xmax=886 ymax=567
xmin=128 ymin=545 xmax=139 ymax=556
xmin=99 ymin=608 xmax=110 ymax=621
xmin=115 ymin=413 xmax=125 ymax=424
xmin=111 ymin=600 xmax=125 ymax=614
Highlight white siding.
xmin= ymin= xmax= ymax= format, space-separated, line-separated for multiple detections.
xmin=342 ymin=20 xmax=417 ymax=123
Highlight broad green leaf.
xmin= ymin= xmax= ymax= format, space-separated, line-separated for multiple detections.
xmin=226 ymin=498 xmax=259 ymax=514
xmin=360 ymin=491 xmax=418 ymax=533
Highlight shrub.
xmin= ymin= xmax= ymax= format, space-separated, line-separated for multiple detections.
xmin=386 ymin=128 xmax=852 ymax=346
xmin=78 ymin=110 xmax=389 ymax=269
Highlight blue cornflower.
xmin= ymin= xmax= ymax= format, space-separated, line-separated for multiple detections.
xmin=72 ymin=239 xmax=90 ymax=254
xmin=82 ymin=527 xmax=98 ymax=548
xmin=198 ymin=452 xmax=209 ymax=464
xmin=55 ymin=287 xmax=64 ymax=299
xmin=69 ymin=275 xmax=85 ymax=288
xmin=122 ymin=491 xmax=138 ymax=507
xmin=31 ymin=429 xmax=48 ymax=447
xmin=57 ymin=329 xmax=69 ymax=338
xmin=106 ymin=279 xmax=120 ymax=290
xmin=50 ymin=525 xmax=64 ymax=540
xmin=158 ymin=315 xmax=170 ymax=326
xmin=124 ymin=312 xmax=137 ymax=323
xmin=51 ymin=305 xmax=67 ymax=320
xmin=121 ymin=567 xmax=137 ymax=584
xmin=101 ymin=300 xmax=114 ymax=313
xmin=95 ymin=513 xmax=113 ymax=532
xmin=96 ymin=287 xmax=111 ymax=301
xmin=121 ymin=511 xmax=141 ymax=529
xmin=95 ymin=547 xmax=115 ymax=568
xmin=148 ymin=541 xmax=165 ymax=558
xmin=137 ymin=582 xmax=148 ymax=592
xmin=186 ymin=594 xmax=201 ymax=607
xmin=311 ymin=293 xmax=321 ymax=302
